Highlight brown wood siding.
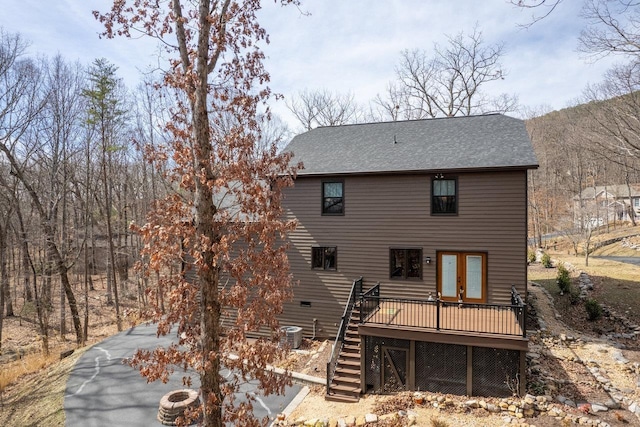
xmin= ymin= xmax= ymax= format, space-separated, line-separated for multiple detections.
xmin=281 ymin=170 xmax=528 ymax=338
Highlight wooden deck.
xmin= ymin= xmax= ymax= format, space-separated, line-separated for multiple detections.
xmin=364 ymin=299 xmax=524 ymax=337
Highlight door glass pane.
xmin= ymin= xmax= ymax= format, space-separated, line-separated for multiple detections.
xmin=466 ymin=255 xmax=483 ymax=299
xmin=441 ymin=254 xmax=457 ymax=298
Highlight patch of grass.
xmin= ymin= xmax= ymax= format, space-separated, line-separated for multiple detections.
xmin=552 ymin=255 xmax=640 ymax=320
xmin=0 ymin=347 xmax=87 ymax=427
xmin=0 ymin=350 xmax=65 ymax=391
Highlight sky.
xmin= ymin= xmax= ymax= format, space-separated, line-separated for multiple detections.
xmin=1 ymin=0 xmax=622 ymax=131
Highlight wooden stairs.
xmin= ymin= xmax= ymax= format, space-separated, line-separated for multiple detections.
xmin=325 ymin=307 xmax=361 ymax=402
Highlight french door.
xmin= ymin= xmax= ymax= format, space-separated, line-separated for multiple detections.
xmin=437 ymin=252 xmax=487 ymax=303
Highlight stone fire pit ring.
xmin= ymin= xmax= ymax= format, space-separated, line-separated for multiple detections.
xmin=157 ymin=389 xmax=201 ymax=426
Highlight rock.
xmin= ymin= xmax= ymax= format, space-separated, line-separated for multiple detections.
xmin=487 ymin=403 xmax=500 ymax=413
xmin=329 ymin=419 xmax=338 ymax=427
xmin=60 ymin=349 xmax=74 ymax=359
xmin=548 ymin=407 xmax=562 ymax=417
xmin=304 ymin=418 xmax=318 ymax=426
xmin=355 ymin=415 xmax=365 ymax=427
xmin=345 ymin=416 xmax=355 ymax=427
xmin=590 ymin=403 xmax=608 ymax=412
xmin=612 ymin=350 xmax=629 ymax=364
xmin=465 ymin=399 xmax=479 ymax=409
xmin=565 ymin=399 xmax=576 ymax=408
xmin=407 ymin=413 xmax=417 ymax=426
xmin=337 ymin=418 xmax=346 ymax=427
xmin=379 ymin=413 xmax=397 ymax=422
xmin=364 ymin=414 xmax=377 ymax=423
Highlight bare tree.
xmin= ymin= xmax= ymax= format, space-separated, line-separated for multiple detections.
xmin=376 ymin=26 xmax=518 ymax=120
xmin=512 ymin=0 xmax=640 ymax=59
xmin=0 ymin=30 xmax=84 ymax=346
xmin=287 ymin=89 xmax=362 ymax=130
xmin=579 ymin=0 xmax=640 ymax=59
xmin=509 ymin=0 xmax=565 ymax=28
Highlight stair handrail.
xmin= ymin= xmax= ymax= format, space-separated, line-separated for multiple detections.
xmin=326 ymin=276 xmax=363 ymax=394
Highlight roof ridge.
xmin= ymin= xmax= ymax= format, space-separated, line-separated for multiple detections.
xmin=311 ymin=113 xmax=508 ymax=131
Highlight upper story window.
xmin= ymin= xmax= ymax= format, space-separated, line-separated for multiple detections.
xmin=389 ymin=248 xmax=422 ymax=280
xmin=432 ymin=177 xmax=457 ymax=215
xmin=634 ymin=198 xmax=639 ymax=208
xmin=322 ymin=181 xmax=344 ymax=215
xmin=312 ymin=246 xmax=337 ymax=270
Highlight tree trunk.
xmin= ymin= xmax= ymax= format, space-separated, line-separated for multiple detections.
xmin=194 ymin=100 xmax=223 ymax=427
xmin=0 ymin=225 xmax=6 ymax=351
xmin=103 ymin=150 xmax=121 ymax=330
xmin=42 ymin=232 xmax=83 ymax=345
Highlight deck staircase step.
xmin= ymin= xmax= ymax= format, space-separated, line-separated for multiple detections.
xmin=337 ymin=357 xmax=360 ymax=367
xmin=342 ymin=344 xmax=360 ymax=352
xmin=333 ymin=375 xmax=360 ymax=385
xmin=325 ymin=393 xmax=360 ymax=403
xmin=335 ymin=367 xmax=360 ymax=376
xmin=329 ymin=384 xmax=361 ymax=395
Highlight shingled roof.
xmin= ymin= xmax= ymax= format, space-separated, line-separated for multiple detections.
xmin=285 ymin=114 xmax=538 ymax=176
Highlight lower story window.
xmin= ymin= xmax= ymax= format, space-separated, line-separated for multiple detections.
xmin=390 ymin=248 xmax=422 ymax=279
xmin=312 ymin=247 xmax=337 ymax=270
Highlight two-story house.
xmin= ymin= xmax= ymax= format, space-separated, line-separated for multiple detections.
xmin=280 ymin=114 xmax=538 ymax=401
xmin=573 ymin=184 xmax=640 ymax=225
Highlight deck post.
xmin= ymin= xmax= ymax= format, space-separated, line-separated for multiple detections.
xmin=436 ymin=299 xmax=441 ymax=330
xmin=466 ymin=346 xmax=473 ymax=396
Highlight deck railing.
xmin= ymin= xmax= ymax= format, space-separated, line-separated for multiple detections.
xmin=326 ymin=276 xmax=363 ymax=394
xmin=511 ymin=285 xmax=527 ymax=338
xmin=361 ymin=287 xmax=527 ymax=338
xmin=359 ymin=282 xmax=380 ymax=323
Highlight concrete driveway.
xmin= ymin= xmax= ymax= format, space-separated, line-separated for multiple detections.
xmin=64 ymin=323 xmax=301 ymax=426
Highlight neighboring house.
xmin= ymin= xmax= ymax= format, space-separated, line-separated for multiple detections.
xmin=281 ymin=114 xmax=538 ymax=401
xmin=573 ymin=184 xmax=640 ymax=225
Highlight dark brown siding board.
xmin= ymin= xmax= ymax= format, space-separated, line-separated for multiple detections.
xmin=281 ymin=170 xmax=528 ymax=338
